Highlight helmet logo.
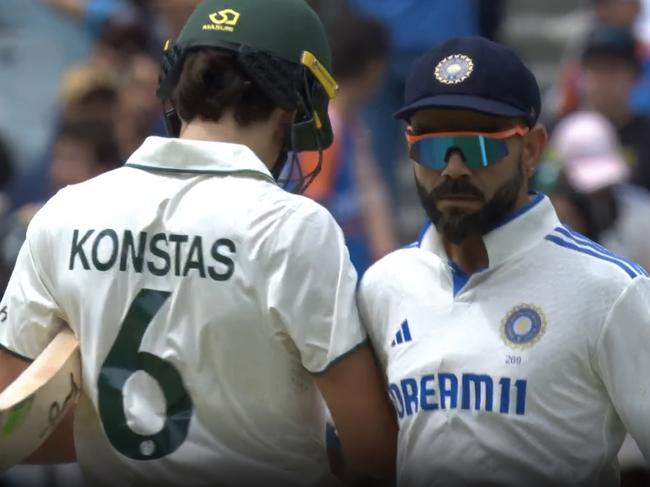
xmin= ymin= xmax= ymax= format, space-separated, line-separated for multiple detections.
xmin=203 ymin=9 xmax=241 ymax=32
xmin=434 ymin=54 xmax=474 ymax=85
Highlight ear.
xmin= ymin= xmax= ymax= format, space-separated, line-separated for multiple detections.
xmin=522 ymin=124 xmax=548 ymax=179
xmin=276 ymin=108 xmax=295 ymax=125
xmin=269 ymin=108 xmax=293 ymax=133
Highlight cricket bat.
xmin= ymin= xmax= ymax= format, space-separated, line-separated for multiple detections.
xmin=0 ymin=327 xmax=81 ymax=471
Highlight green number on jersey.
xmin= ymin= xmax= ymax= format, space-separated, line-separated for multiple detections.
xmin=98 ymin=288 xmax=193 ymax=459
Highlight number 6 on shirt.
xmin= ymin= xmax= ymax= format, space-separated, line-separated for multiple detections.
xmin=98 ymin=288 xmax=194 ymax=460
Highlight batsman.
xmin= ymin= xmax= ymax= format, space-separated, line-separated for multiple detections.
xmin=0 ymin=0 xmax=398 ymax=485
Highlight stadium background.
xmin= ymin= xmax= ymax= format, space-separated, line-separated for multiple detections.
xmin=0 ymin=0 xmax=649 ymax=485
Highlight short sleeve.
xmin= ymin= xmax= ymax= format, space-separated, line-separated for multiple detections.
xmin=595 ymin=276 xmax=650 ymax=460
xmin=357 ymin=263 xmax=391 ymax=371
xmin=265 ymin=201 xmax=366 ymax=374
xmin=0 ymin=210 xmax=65 ymax=360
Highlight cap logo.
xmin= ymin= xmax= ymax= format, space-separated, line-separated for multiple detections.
xmin=203 ymin=9 xmax=241 ymax=32
xmin=434 ymin=54 xmax=474 ymax=85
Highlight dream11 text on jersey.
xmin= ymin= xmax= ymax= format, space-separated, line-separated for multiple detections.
xmin=68 ymin=229 xmax=236 ymax=281
xmin=390 ymin=373 xmax=528 ymax=419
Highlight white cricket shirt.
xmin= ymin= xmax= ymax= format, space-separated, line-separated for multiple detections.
xmin=359 ymin=193 xmax=650 ymax=487
xmin=0 ymin=137 xmax=366 ymax=486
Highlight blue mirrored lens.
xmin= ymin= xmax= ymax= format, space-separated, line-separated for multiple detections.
xmin=410 ymin=135 xmax=509 ymax=170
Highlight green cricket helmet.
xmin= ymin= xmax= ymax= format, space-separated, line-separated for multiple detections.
xmin=156 ymin=0 xmax=338 ymax=154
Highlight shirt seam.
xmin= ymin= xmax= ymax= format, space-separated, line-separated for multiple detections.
xmin=594 ymin=400 xmax=616 ymax=483
xmin=125 ymin=163 xmax=277 ymax=184
xmin=26 ymin=215 xmax=68 ymax=325
xmin=0 ymin=341 xmax=34 ymax=362
xmin=309 ymin=339 xmax=369 ymax=376
xmin=592 ymin=281 xmax=635 ymax=372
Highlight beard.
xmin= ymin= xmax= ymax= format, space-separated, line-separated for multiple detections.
xmin=415 ymin=161 xmax=524 ymax=244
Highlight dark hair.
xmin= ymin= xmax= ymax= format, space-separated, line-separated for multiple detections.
xmin=172 ymin=49 xmax=277 ymax=127
xmin=97 ymin=15 xmax=153 ymax=58
xmin=327 ymin=15 xmax=389 ymax=81
xmin=552 ymin=175 xmax=603 ymax=240
xmin=56 ymin=119 xmax=121 ymax=169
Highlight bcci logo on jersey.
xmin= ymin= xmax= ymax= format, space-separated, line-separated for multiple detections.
xmin=501 ymin=304 xmax=546 ymax=349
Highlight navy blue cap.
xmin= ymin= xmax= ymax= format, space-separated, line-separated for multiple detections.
xmin=395 ymin=36 xmax=541 ymax=126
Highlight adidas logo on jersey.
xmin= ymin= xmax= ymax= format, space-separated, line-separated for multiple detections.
xmin=391 ymin=320 xmax=412 ymax=346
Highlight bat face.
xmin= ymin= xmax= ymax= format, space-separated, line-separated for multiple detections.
xmin=0 ymin=328 xmax=81 ymax=471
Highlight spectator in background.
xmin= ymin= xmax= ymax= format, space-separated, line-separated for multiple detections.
xmin=6 ymin=1 xmax=172 ymax=212
xmin=43 ymin=0 xmax=133 ymax=34
xmin=7 ymin=63 xmax=119 ymax=209
xmin=0 ymin=118 xmax=121 ymax=278
xmin=113 ymin=52 xmax=165 ymax=159
xmin=145 ymin=0 xmax=202 ymax=38
xmin=477 ymin=0 xmax=508 ymax=41
xmin=89 ymin=12 xmax=157 ymax=70
xmin=631 ymin=0 xmax=650 ymax=117
xmin=304 ymin=15 xmax=396 ymax=275
xmin=346 ymin=0 xmax=480 ymax=197
xmin=547 ymin=185 xmax=601 ymax=240
xmin=49 ymin=118 xmax=121 ymax=192
xmin=45 ymin=0 xmax=202 ymax=48
xmin=580 ymin=25 xmax=650 ymax=191
xmin=551 ymin=1 xmax=636 ymax=114
xmin=592 ymin=0 xmax=642 ymax=26
xmin=550 ymin=111 xmax=650 ymax=271
xmin=345 ymin=0 xmax=506 ymax=200
xmin=637 ymin=0 xmax=650 ymax=49
xmin=58 ymin=63 xmax=119 ymax=122
xmin=0 ymin=0 xmax=92 ymax=171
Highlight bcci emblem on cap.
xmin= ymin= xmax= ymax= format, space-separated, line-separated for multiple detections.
xmin=501 ymin=304 xmax=546 ymax=349
xmin=434 ymin=54 xmax=474 ymax=85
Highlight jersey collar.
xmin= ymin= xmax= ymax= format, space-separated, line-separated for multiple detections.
xmin=418 ymin=192 xmax=560 ymax=269
xmin=124 ymin=136 xmax=276 ymax=183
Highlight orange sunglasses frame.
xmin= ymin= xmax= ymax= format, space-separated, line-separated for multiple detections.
xmin=405 ymin=126 xmax=530 ymax=145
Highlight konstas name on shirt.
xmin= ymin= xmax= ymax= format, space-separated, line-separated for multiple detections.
xmin=68 ymin=229 xmax=236 ymax=281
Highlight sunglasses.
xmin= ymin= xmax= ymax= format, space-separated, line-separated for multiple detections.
xmin=405 ymin=126 xmax=530 ymax=170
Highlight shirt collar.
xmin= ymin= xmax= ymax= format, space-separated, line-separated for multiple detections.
xmin=124 ymin=136 xmax=276 ymax=183
xmin=418 ymin=192 xmax=560 ymax=269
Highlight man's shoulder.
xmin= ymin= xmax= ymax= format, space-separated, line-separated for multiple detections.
xmin=250 ymin=190 xmax=350 ymax=269
xmin=370 ymin=243 xmax=422 ymax=269
xmin=266 ymin=188 xmax=334 ymax=219
xmin=47 ymin=167 xmax=127 ymax=202
xmin=35 ymin=169 xmax=117 ymax=212
xmin=360 ymin=245 xmax=426 ymax=294
xmin=23 ymin=169 xmax=138 ymax=244
xmin=263 ymin=190 xmax=341 ymax=237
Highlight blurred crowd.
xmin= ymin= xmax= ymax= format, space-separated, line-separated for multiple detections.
xmin=537 ymin=0 xmax=650 ymax=276
xmin=0 ymin=0 xmax=511 ymax=285
xmin=0 ymin=0 xmax=201 ymax=294
xmin=0 ymin=0 xmax=649 ymax=485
